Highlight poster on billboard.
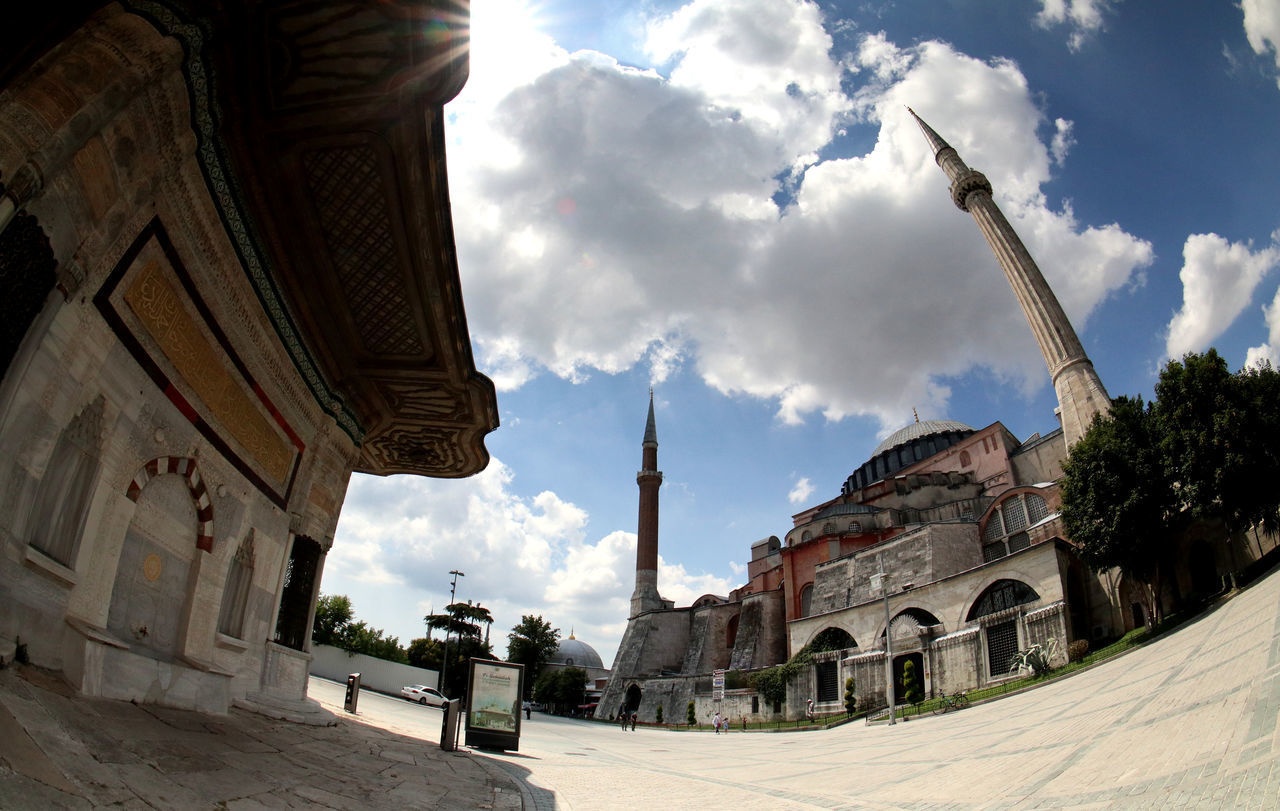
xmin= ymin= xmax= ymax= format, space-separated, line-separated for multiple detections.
xmin=464 ymin=659 xmax=524 ymax=751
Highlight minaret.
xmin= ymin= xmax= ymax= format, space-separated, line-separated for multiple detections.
xmin=908 ymin=108 xmax=1110 ymax=446
xmin=631 ymin=391 xmax=664 ymax=617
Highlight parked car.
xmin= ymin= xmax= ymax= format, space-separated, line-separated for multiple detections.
xmin=400 ymin=684 xmax=447 ymax=707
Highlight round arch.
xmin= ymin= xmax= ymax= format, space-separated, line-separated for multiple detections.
xmin=126 ymin=456 xmax=214 ymax=552
xmin=880 ymin=607 xmax=943 ymax=640
xmin=966 ymin=579 xmax=1040 ymax=622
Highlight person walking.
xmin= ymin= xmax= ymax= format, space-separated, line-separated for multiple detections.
xmin=630 ymin=711 xmax=637 ymax=732
xmin=712 ymin=711 xmax=722 ymax=734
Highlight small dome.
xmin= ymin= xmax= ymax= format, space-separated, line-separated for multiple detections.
xmin=872 ymin=419 xmax=975 ymax=456
xmin=550 ymin=635 xmax=603 ymax=669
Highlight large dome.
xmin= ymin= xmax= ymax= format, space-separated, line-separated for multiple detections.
xmin=551 ymin=634 xmax=603 ymax=669
xmin=842 ymin=419 xmax=976 ymax=495
xmin=872 ymin=419 xmax=975 ymax=456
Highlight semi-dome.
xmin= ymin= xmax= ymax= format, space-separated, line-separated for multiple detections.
xmin=842 ymin=419 xmax=976 ymax=495
xmin=550 ymin=633 xmax=604 ymax=669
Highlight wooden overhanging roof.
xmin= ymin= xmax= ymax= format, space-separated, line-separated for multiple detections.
xmin=10 ymin=0 xmax=499 ymax=478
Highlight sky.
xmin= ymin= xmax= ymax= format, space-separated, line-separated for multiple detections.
xmin=318 ymin=0 xmax=1280 ymax=669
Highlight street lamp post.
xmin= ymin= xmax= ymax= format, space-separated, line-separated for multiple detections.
xmin=874 ymin=571 xmax=896 ymax=726
xmin=441 ymin=569 xmax=464 ymax=695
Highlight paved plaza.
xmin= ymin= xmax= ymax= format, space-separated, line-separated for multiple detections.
xmin=486 ymin=563 xmax=1280 ymax=809
xmin=3 ymin=564 xmax=1279 ymax=808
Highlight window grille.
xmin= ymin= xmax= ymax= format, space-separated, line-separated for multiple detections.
xmin=982 ymin=542 xmax=1007 ymax=562
xmin=1026 ymin=493 xmax=1049 ymax=524
xmin=983 ymin=515 xmax=1004 ymax=543
xmin=1002 ymin=498 xmax=1028 ymax=532
xmin=849 ymin=521 xmax=861 ymax=533
xmin=1007 ymin=532 xmax=1031 ymax=553
xmin=816 ymin=661 xmax=839 ymax=703
xmin=986 ymin=621 xmax=1019 ymax=678
xmin=274 ymin=536 xmax=321 ymax=651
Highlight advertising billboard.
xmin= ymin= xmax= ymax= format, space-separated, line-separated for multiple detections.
xmin=464 ymin=659 xmax=524 ymax=751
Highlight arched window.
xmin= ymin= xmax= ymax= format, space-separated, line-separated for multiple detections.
xmin=809 ymin=627 xmax=855 ymax=652
xmin=967 ymin=579 xmax=1040 ymax=621
xmin=726 ymin=614 xmax=740 ymax=648
xmin=217 ymin=531 xmax=256 ymax=639
xmin=799 ymin=583 xmax=814 ymax=618
xmin=981 ymin=492 xmax=1051 ymax=561
xmin=848 ymin=521 xmax=861 ymax=533
xmin=801 ymin=530 xmax=812 ymax=542
xmin=959 ymin=450 xmax=971 ymax=467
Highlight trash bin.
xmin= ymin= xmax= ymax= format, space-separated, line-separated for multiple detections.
xmin=344 ymin=673 xmax=361 ymax=713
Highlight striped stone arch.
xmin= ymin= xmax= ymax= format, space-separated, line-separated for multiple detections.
xmin=126 ymin=456 xmax=215 ymax=552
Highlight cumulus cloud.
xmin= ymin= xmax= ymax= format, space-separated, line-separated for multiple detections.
xmin=1035 ymin=0 xmax=1116 ymax=51
xmin=327 ymin=462 xmax=736 ymax=666
xmin=788 ymin=476 xmax=815 ymax=505
xmin=448 ymin=2 xmax=1152 ymax=432
xmin=1242 ymin=0 xmax=1280 ymax=88
xmin=1245 ymin=284 xmax=1280 ymax=369
xmin=1165 ymin=234 xmax=1280 ymax=359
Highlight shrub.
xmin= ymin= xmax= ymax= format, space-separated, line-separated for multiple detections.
xmin=902 ymin=660 xmax=923 ymax=706
xmin=1067 ymin=639 xmax=1089 ymax=663
xmin=655 ymin=704 xmax=664 ymax=724
xmin=844 ymin=676 xmax=857 ymax=717
xmin=1010 ymin=638 xmax=1061 ymax=678
xmin=686 ymin=700 xmax=696 ymax=726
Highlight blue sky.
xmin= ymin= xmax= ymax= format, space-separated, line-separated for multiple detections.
xmin=320 ymin=0 xmax=1280 ymax=667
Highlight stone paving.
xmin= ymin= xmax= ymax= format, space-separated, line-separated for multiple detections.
xmin=2 ymin=564 xmax=1279 ymax=808
xmin=490 ymin=564 xmax=1280 ymax=809
xmin=0 ymin=665 xmax=521 ymax=809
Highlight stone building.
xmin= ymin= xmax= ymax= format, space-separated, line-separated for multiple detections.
xmin=0 ymin=1 xmax=496 ymax=715
xmin=599 ymin=111 xmax=1277 ymax=723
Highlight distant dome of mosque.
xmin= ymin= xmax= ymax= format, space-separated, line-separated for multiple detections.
xmin=550 ymin=632 xmax=603 ymax=669
xmin=872 ymin=419 xmax=975 ymax=456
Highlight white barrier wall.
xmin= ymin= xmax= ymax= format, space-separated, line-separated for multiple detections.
xmin=309 ymin=645 xmax=441 ymax=697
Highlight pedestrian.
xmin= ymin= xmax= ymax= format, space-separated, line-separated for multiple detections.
xmin=712 ymin=710 xmax=722 ymax=734
xmin=806 ymin=698 xmax=815 ymax=721
xmin=619 ymin=707 xmax=628 ymax=730
xmin=630 ymin=711 xmax=637 ymax=731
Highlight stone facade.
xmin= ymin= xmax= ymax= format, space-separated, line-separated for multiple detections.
xmin=0 ymin=2 xmax=495 ymax=715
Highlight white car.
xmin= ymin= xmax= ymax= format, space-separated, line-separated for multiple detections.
xmin=400 ymin=684 xmax=447 ymax=707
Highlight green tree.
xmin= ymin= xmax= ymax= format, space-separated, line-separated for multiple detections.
xmin=1157 ymin=352 xmax=1280 ymax=543
xmin=1062 ymin=395 xmax=1177 ymax=624
xmin=506 ymin=615 xmax=560 ymax=698
xmin=655 ymin=703 xmax=664 ymax=724
xmin=406 ymin=637 xmax=444 ymax=671
xmin=532 ymin=667 xmax=585 ymax=714
xmin=425 ymin=601 xmax=497 ymax=699
xmin=311 ymin=594 xmax=353 ymax=646
xmin=901 ymin=660 xmax=923 ymax=707
xmin=844 ymin=676 xmax=857 ymax=718
xmin=686 ymin=700 xmax=696 ymax=726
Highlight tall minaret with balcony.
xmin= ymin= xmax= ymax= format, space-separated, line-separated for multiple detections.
xmin=908 ymin=108 xmax=1111 ymax=446
xmin=631 ymin=391 xmax=664 ymax=617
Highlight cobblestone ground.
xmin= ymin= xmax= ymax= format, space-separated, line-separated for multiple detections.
xmin=491 ymin=565 xmax=1280 ymax=809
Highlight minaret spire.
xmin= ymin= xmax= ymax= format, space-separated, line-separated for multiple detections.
xmin=908 ymin=108 xmax=1110 ymax=445
xmin=632 ymin=390 xmax=664 ymax=616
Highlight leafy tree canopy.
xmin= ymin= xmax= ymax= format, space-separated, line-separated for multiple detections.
xmin=507 ymin=615 xmax=560 ymax=698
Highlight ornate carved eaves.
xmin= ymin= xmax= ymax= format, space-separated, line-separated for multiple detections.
xmin=202 ymin=0 xmax=497 ymax=478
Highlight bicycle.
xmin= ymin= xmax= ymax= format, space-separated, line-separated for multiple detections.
xmin=932 ymin=691 xmax=970 ymax=715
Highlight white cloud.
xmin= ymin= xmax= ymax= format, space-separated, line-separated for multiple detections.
xmin=1035 ymin=0 xmax=1116 ymax=51
xmin=788 ymin=476 xmax=815 ymax=505
xmin=1050 ymin=118 xmax=1076 ymax=165
xmin=447 ymin=2 xmax=1152 ymax=433
xmin=1245 ymin=284 xmax=1280 ymax=369
xmin=1242 ymin=0 xmax=1280 ymax=88
xmin=1165 ymin=234 xmax=1280 ymax=359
